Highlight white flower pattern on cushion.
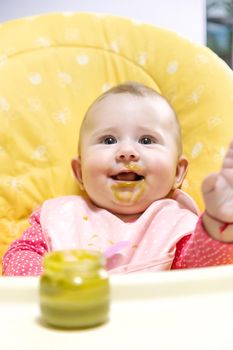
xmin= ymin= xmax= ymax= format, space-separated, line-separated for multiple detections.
xmin=32 ymin=146 xmax=48 ymax=161
xmin=138 ymin=52 xmax=148 ymax=66
xmin=110 ymin=41 xmax=120 ymax=53
xmin=213 ymin=147 xmax=226 ymax=162
xmin=0 ymin=54 xmax=8 ymax=68
xmin=0 ymin=96 xmax=10 ymax=111
xmin=62 ymin=12 xmax=75 ymax=17
xmin=166 ymin=60 xmax=179 ymax=74
xmin=35 ymin=37 xmax=51 ymax=47
xmin=29 ymin=73 xmax=42 ymax=85
xmin=102 ymin=82 xmax=113 ymax=93
xmin=76 ymin=54 xmax=89 ymax=65
xmin=187 ymin=85 xmax=204 ymax=104
xmin=191 ymin=142 xmax=203 ymax=159
xmin=58 ymin=71 xmax=73 ymax=85
xmin=52 ymin=107 xmax=70 ymax=124
xmin=5 ymin=177 xmax=23 ymax=191
xmin=208 ymin=116 xmax=222 ymax=130
xmin=195 ymin=53 xmax=210 ymax=65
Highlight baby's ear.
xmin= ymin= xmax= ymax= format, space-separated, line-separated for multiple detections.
xmin=71 ymin=156 xmax=84 ymax=189
xmin=174 ymin=156 xmax=189 ymax=189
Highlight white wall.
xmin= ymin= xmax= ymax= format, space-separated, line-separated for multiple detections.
xmin=0 ymin=0 xmax=206 ymax=44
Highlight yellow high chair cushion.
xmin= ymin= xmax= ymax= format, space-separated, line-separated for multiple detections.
xmin=0 ymin=12 xmax=233 ymax=270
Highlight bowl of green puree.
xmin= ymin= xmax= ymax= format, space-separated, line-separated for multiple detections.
xmin=39 ymin=249 xmax=110 ymax=329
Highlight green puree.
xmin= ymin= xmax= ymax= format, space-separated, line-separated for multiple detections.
xmin=40 ymin=250 xmax=110 ymax=329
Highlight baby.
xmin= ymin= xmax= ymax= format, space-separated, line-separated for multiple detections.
xmin=2 ymin=82 xmax=233 ymax=275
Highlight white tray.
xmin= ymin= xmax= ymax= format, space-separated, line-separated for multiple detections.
xmin=1 ymin=265 xmax=233 ymax=350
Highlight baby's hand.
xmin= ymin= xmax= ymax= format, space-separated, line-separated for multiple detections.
xmin=202 ymin=140 xmax=233 ymax=223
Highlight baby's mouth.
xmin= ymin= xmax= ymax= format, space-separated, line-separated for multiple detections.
xmin=111 ymin=171 xmax=144 ymax=182
xmin=110 ymin=170 xmax=146 ymax=203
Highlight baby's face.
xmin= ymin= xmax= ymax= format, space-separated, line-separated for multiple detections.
xmin=74 ymin=93 xmax=187 ymax=218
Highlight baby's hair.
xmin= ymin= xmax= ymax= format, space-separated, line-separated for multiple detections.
xmin=92 ymin=81 xmax=173 ymax=107
xmin=78 ymin=82 xmax=182 ymax=155
xmin=98 ymin=81 xmax=159 ymax=98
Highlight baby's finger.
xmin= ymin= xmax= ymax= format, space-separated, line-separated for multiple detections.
xmin=201 ymin=173 xmax=218 ymax=195
xmin=225 ymin=139 xmax=233 ymax=150
xmin=222 ymin=155 xmax=233 ymax=169
xmin=222 ymin=147 xmax=233 ymax=169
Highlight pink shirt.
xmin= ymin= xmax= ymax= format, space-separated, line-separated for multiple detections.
xmin=3 ymin=190 xmax=233 ymax=275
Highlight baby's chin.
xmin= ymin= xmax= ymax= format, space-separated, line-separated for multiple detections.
xmin=98 ymin=200 xmax=150 ymax=216
xmin=104 ymin=204 xmax=145 ymax=222
xmin=88 ymin=191 xmax=163 ymax=215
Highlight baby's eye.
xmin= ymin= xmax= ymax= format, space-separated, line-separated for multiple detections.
xmin=138 ymin=136 xmax=156 ymax=145
xmin=102 ymin=136 xmax=117 ymax=145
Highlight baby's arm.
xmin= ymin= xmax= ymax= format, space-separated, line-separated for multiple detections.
xmin=2 ymin=209 xmax=48 ymax=276
xmin=172 ymin=216 xmax=233 ymax=269
xmin=201 ymin=140 xmax=233 ymax=242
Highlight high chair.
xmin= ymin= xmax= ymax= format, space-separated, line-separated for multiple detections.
xmin=0 ymin=12 xmax=233 ymax=273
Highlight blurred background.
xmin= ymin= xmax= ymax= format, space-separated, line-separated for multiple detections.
xmin=1 ymin=0 xmax=233 ymax=68
xmin=0 ymin=0 xmax=206 ymax=44
xmin=207 ymin=0 xmax=233 ymax=68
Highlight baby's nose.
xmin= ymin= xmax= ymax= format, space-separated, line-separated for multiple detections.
xmin=115 ymin=144 xmax=140 ymax=162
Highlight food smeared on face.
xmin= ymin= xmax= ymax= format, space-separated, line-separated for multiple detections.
xmin=110 ymin=164 xmax=146 ymax=204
